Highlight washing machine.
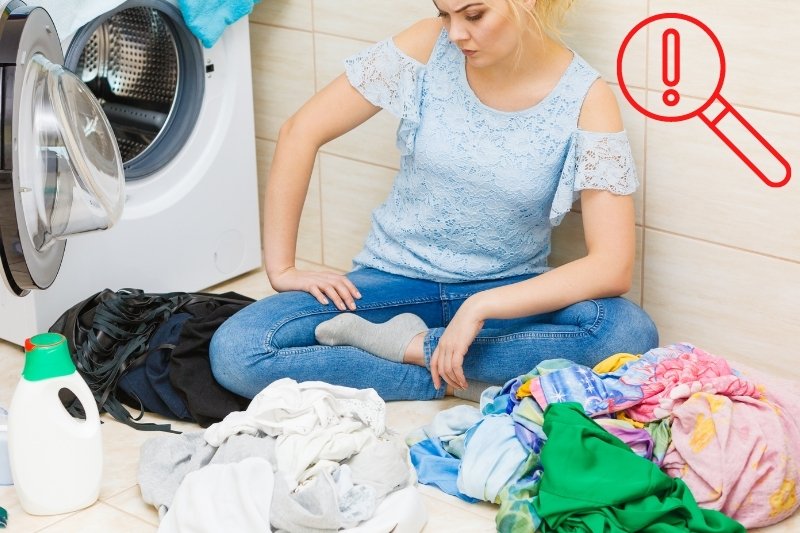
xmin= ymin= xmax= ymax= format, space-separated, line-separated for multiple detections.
xmin=0 ymin=0 xmax=262 ymax=345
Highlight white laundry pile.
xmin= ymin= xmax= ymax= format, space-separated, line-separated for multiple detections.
xmin=205 ymin=378 xmax=386 ymax=484
xmin=139 ymin=379 xmax=426 ymax=532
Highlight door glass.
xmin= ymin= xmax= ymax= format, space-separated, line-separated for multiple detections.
xmin=17 ymin=53 xmax=124 ymax=252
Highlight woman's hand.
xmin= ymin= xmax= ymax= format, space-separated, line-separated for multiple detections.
xmin=430 ymin=298 xmax=485 ymax=391
xmin=269 ymin=267 xmax=361 ymax=311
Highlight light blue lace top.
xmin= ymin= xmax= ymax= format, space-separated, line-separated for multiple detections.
xmin=344 ymin=30 xmax=638 ymax=283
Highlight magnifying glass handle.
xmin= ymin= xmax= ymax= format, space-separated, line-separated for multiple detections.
xmin=698 ymin=94 xmax=791 ymax=188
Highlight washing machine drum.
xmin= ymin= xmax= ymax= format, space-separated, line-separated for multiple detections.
xmin=64 ymin=1 xmax=205 ymax=180
xmin=0 ymin=1 xmax=125 ymax=296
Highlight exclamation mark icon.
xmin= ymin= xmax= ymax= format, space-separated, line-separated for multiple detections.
xmin=618 ymin=13 xmax=791 ymax=186
xmin=662 ymin=28 xmax=680 ymax=106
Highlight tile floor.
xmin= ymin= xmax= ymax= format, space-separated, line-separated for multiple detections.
xmin=0 ymin=265 xmax=798 ymax=532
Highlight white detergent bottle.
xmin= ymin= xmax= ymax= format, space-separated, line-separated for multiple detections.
xmin=8 ymin=332 xmax=103 ymax=515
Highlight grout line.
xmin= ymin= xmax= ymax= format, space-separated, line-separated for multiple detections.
xmin=102 ymin=498 xmax=159 ymax=528
xmin=608 ymin=81 xmax=647 ymax=92
xmin=256 ymin=139 xmax=402 ymax=176
xmin=247 ymin=21 xmax=379 ymax=48
xmin=255 ymin=135 xmax=401 ymax=173
xmin=309 ymin=5 xmax=326 ymax=267
xmin=317 ymin=150 xmax=399 ymax=172
xmin=639 ymin=88 xmax=800 ymax=119
xmin=640 ymin=121 xmax=649 ymax=307
xmin=310 ymin=13 xmax=318 ymax=92
xmin=34 ymin=513 xmax=78 ymax=532
xmin=640 ymin=7 xmax=650 ymax=309
xmin=309 ymin=29 xmax=376 ymax=45
xmin=248 ymin=20 xmax=312 ymax=34
xmin=101 ymin=483 xmax=140 ymax=502
xmin=295 ymin=257 xmax=346 ymax=274
xmin=35 ymin=502 xmax=153 ymax=532
xmin=645 ymin=227 xmax=800 ymax=265
xmin=316 ymin=154 xmax=326 ymax=265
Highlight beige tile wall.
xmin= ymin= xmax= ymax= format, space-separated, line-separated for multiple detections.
xmin=248 ymin=0 xmax=800 ymax=378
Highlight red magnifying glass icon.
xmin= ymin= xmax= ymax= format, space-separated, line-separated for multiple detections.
xmin=617 ymin=13 xmax=791 ymax=188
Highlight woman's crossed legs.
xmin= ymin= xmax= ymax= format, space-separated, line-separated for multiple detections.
xmin=209 ymin=268 xmax=658 ymax=401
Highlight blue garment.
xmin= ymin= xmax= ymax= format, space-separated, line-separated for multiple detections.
xmin=343 ymin=29 xmax=638 ymax=282
xmin=118 ymin=313 xmax=193 ymax=420
xmin=178 ymin=0 xmax=260 ymax=48
xmin=209 ymin=268 xmax=658 ymax=401
xmin=406 ymin=404 xmax=482 ymax=458
xmin=145 ymin=314 xmax=194 ymax=421
xmin=457 ymin=415 xmax=528 ymax=503
xmin=408 ymin=438 xmax=478 ymax=503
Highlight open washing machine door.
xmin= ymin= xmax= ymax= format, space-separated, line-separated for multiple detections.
xmin=0 ymin=1 xmax=125 ymax=296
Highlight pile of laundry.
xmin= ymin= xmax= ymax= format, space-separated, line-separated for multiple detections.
xmin=407 ymin=343 xmax=800 ymax=532
xmin=138 ymin=378 xmax=427 ymax=532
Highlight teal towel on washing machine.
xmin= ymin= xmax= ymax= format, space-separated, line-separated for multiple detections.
xmin=178 ymin=0 xmax=261 ymax=48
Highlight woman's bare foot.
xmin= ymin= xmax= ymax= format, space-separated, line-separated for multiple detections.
xmin=403 ymin=333 xmax=455 ymax=396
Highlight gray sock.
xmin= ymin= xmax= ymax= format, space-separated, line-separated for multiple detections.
xmin=314 ymin=313 xmax=427 ymax=363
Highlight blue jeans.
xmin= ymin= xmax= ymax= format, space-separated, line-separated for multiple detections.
xmin=209 ymin=268 xmax=659 ymax=401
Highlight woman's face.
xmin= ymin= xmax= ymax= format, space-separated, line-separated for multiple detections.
xmin=433 ymin=0 xmax=523 ymax=69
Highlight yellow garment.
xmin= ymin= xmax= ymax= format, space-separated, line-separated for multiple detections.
xmin=593 ymin=352 xmax=640 ymax=374
xmin=616 ymin=411 xmax=646 ymax=429
xmin=516 ymin=380 xmax=533 ymax=400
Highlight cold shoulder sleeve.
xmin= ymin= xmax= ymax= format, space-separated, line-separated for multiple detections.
xmin=549 ymin=130 xmax=639 ymax=226
xmin=344 ymin=38 xmax=425 ymax=155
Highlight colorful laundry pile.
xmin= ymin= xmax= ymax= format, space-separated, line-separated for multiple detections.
xmin=139 ymin=378 xmax=427 ymax=532
xmin=407 ymin=343 xmax=800 ymax=531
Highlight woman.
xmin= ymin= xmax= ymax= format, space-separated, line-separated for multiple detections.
xmin=210 ymin=0 xmax=659 ymax=401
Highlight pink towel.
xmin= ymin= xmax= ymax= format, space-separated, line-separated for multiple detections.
xmin=625 ymin=345 xmax=759 ymax=422
xmin=662 ymin=365 xmax=800 ymax=529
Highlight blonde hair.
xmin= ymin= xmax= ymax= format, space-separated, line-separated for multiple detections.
xmin=499 ymin=0 xmax=574 ymax=68
xmin=505 ymin=0 xmax=574 ymax=42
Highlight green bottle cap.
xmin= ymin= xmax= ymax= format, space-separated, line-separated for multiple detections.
xmin=22 ymin=332 xmax=76 ymax=381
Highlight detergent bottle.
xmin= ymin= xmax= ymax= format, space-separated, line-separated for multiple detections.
xmin=8 ymin=332 xmax=103 ymax=515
